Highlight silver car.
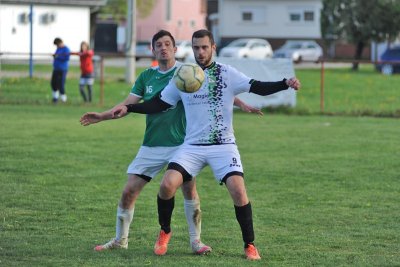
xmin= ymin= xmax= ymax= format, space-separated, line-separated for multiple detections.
xmin=273 ymin=40 xmax=323 ymax=63
xmin=135 ymin=41 xmax=153 ymax=60
xmin=219 ymin=38 xmax=273 ymax=59
xmin=175 ymin=40 xmax=192 ymax=62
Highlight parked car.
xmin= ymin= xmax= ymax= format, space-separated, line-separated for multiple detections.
xmin=375 ymin=46 xmax=400 ymax=75
xmin=175 ymin=40 xmax=192 ymax=62
xmin=218 ymin=38 xmax=273 ymax=59
xmin=273 ymin=40 xmax=323 ymax=63
xmin=135 ymin=41 xmax=153 ymax=60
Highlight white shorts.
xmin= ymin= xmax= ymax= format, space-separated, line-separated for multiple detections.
xmin=127 ymin=146 xmax=180 ymax=181
xmin=170 ymin=143 xmax=243 ymax=184
xmin=79 ymin=77 xmax=94 ymax=85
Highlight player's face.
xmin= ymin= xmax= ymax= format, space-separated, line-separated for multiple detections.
xmin=152 ymin=36 xmax=177 ymax=63
xmin=192 ymin=36 xmax=216 ymax=68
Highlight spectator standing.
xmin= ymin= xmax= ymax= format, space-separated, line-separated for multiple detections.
xmin=72 ymin=41 xmax=94 ymax=102
xmin=51 ymin=38 xmax=70 ymax=103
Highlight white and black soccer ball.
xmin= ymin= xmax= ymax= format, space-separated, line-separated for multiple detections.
xmin=173 ymin=63 xmax=205 ymax=93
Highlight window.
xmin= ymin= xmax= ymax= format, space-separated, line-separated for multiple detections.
xmin=242 ymin=12 xmax=252 ymax=21
xmin=290 ymin=13 xmax=301 ymax=21
xmin=240 ymin=6 xmax=265 ymax=23
xmin=304 ymin=11 xmax=314 ymax=21
xmin=288 ymin=7 xmax=315 ymax=23
xmin=18 ymin=13 xmax=29 ymax=24
xmin=40 ymin=13 xmax=55 ymax=25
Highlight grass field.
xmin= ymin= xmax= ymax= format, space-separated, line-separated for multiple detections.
xmin=1 ymin=63 xmax=400 ymax=266
xmin=1 ymin=62 xmax=400 ymax=116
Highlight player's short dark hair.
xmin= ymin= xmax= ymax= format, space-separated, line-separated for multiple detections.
xmin=192 ymin=29 xmax=215 ymax=45
xmin=152 ymin=30 xmax=176 ymax=49
xmin=53 ymin=37 xmax=62 ymax=45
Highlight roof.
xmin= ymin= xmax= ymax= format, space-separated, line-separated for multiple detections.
xmin=1 ymin=0 xmax=107 ymax=7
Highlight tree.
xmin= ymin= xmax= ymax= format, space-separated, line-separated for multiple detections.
xmin=321 ymin=0 xmax=400 ymax=70
xmin=98 ymin=0 xmax=156 ymax=20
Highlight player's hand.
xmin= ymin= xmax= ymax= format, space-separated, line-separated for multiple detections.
xmin=286 ymin=77 xmax=301 ymax=90
xmin=80 ymin=112 xmax=102 ymax=126
xmin=238 ymin=102 xmax=263 ymax=116
xmin=111 ymin=105 xmax=128 ymax=118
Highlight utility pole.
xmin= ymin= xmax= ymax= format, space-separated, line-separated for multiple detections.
xmin=29 ymin=4 xmax=34 ymax=78
xmin=125 ymin=0 xmax=136 ymax=83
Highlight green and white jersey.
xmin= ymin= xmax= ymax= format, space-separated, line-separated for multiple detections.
xmin=160 ymin=61 xmax=252 ymax=145
xmin=130 ymin=62 xmax=185 ymax=147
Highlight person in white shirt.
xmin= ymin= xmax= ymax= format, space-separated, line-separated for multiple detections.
xmin=112 ymin=29 xmax=301 ymax=260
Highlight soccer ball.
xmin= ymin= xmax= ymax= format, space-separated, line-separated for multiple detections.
xmin=173 ymin=63 xmax=205 ymax=93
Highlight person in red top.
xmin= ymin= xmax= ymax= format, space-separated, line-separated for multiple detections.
xmin=72 ymin=41 xmax=94 ymax=102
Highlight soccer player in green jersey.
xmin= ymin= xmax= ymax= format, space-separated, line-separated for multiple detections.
xmin=80 ymin=30 xmax=262 ymax=254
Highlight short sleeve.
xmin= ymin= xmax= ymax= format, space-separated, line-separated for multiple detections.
xmin=130 ymin=72 xmax=146 ymax=97
xmin=227 ymin=65 xmax=252 ymax=95
xmin=160 ymin=79 xmax=181 ymax=106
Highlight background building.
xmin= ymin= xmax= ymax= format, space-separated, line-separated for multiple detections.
xmin=136 ymin=0 xmax=207 ymax=42
xmin=214 ymin=0 xmax=322 ymax=50
xmin=0 ymin=0 xmax=106 ymax=59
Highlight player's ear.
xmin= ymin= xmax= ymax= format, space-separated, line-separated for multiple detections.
xmin=212 ymin=44 xmax=217 ymax=54
xmin=173 ymin=46 xmax=177 ymax=54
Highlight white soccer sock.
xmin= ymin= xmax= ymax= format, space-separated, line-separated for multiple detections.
xmin=115 ymin=206 xmax=134 ymax=242
xmin=184 ymin=199 xmax=201 ymax=244
xmin=52 ymin=91 xmax=59 ymax=100
xmin=60 ymin=94 xmax=67 ymax=102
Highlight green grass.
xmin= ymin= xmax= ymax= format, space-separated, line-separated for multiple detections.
xmin=1 ymin=104 xmax=399 ymax=266
xmin=296 ymin=64 xmax=400 ymax=116
xmin=1 ymin=63 xmax=400 ymax=116
xmin=1 ymin=63 xmax=400 ymax=265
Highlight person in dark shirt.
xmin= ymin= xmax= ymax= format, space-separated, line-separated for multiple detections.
xmin=51 ymin=37 xmax=70 ymax=103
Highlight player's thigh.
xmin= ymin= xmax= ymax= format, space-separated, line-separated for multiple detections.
xmin=207 ymin=144 xmax=244 ymax=184
xmin=169 ymin=145 xmax=207 ymax=178
xmin=127 ymin=146 xmax=178 ymax=179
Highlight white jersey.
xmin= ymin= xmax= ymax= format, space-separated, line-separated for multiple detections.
xmin=160 ymin=62 xmax=252 ymax=145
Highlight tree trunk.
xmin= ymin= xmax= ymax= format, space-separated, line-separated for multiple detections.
xmin=352 ymin=41 xmax=365 ymax=71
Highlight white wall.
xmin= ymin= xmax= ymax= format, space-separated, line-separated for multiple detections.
xmin=0 ymin=4 xmax=90 ymax=60
xmin=216 ymin=57 xmax=297 ymax=107
xmin=219 ymin=0 xmax=322 ymax=39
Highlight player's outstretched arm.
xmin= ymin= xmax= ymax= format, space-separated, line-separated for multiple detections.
xmin=234 ymin=97 xmax=263 ymax=116
xmin=80 ymin=95 xmax=141 ymax=126
xmin=125 ymin=96 xmax=172 ymax=114
xmin=249 ymin=77 xmax=301 ymax=96
xmin=80 ymin=111 xmax=114 ymax=126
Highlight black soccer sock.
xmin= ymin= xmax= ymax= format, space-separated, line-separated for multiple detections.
xmin=79 ymin=84 xmax=87 ymax=102
xmin=87 ymin=85 xmax=92 ymax=102
xmin=234 ymin=202 xmax=255 ymax=247
xmin=157 ymin=195 xmax=175 ymax=233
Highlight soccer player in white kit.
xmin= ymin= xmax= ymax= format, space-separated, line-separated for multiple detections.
xmin=80 ymin=30 xmax=262 ymax=255
xmin=113 ymin=29 xmax=301 ymax=260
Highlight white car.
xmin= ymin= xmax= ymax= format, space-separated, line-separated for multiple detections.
xmin=219 ymin=38 xmax=273 ymax=59
xmin=273 ymin=40 xmax=323 ymax=63
xmin=135 ymin=41 xmax=153 ymax=60
xmin=175 ymin=40 xmax=193 ymax=62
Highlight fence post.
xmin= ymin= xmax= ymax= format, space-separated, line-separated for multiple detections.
xmin=320 ymin=59 xmax=325 ymax=113
xmin=100 ymin=57 xmax=104 ymax=106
